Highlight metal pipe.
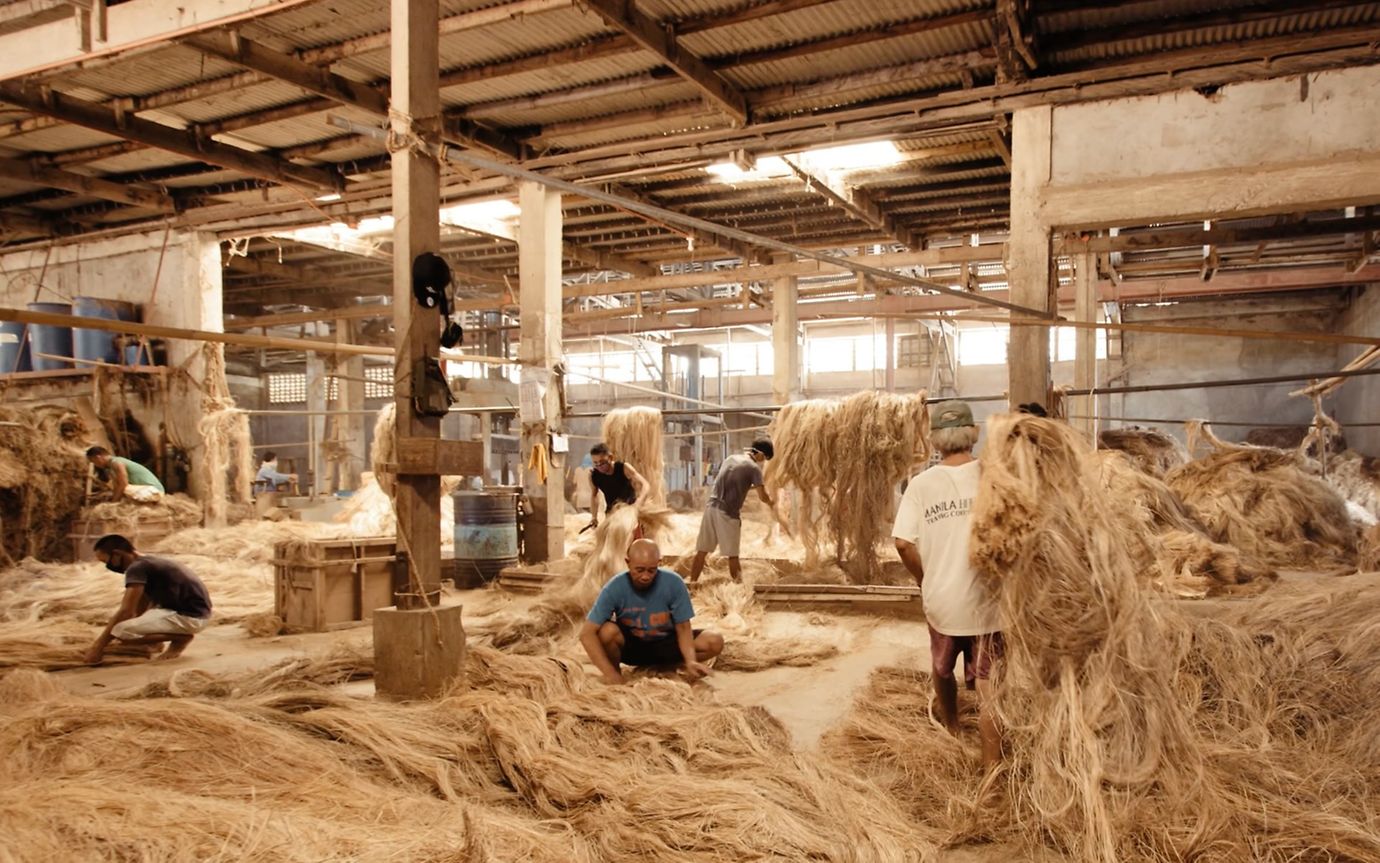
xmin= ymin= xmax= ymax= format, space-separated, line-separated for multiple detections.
xmin=327 ymin=114 xmax=1048 ymax=319
xmin=1063 ymin=366 xmax=1380 ymax=397
xmin=1069 ymin=415 xmax=1380 ymax=429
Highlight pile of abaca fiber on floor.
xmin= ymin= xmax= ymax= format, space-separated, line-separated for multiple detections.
xmin=1168 ymin=422 xmax=1357 ymax=570
xmin=768 ymin=390 xmax=930 ymax=582
xmin=334 ymin=471 xmax=461 ymax=548
xmin=1097 ymin=427 xmax=1189 ymax=476
xmin=863 ymin=412 xmax=1380 ymax=863
xmin=82 ymin=493 xmax=203 ymax=531
xmin=0 ymin=645 xmax=938 ymax=862
xmin=0 ymin=406 xmax=87 ymax=563
xmin=601 ymin=405 xmax=666 ymax=503
xmin=1091 ymin=450 xmax=1274 ymax=597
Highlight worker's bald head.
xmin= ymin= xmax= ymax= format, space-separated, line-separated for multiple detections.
xmin=626 ymin=538 xmax=661 ymax=591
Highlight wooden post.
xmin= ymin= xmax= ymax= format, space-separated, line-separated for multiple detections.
xmin=518 ymin=179 xmax=565 ymax=563
xmin=1072 ymin=252 xmax=1097 ymax=441
xmin=771 ymin=254 xmax=800 ymax=405
xmin=1007 ymin=105 xmax=1054 ymax=409
xmin=305 ymin=350 xmax=327 ymax=495
xmin=374 ymin=0 xmax=463 ymax=701
xmin=341 ymin=320 xmax=366 ymax=491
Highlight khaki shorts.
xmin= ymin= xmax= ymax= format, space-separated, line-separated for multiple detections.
xmin=695 ymin=505 xmax=742 ymax=557
xmin=112 ymin=608 xmax=210 ymax=640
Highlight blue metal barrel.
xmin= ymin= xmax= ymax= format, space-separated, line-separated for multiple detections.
xmin=0 ymin=320 xmax=30 ymax=374
xmin=26 ymin=302 xmax=72 ymax=371
xmin=73 ymin=296 xmax=138 ymax=365
xmin=451 ymin=489 xmax=519 ymax=588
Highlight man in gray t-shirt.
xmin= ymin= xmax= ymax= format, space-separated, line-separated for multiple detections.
xmin=688 ymin=439 xmax=777 ymax=583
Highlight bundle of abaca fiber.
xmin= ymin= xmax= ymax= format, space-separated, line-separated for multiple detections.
xmin=1092 ymin=450 xmax=1274 ymax=596
xmin=1097 ymin=426 xmax=1189 ymax=476
xmin=0 ymin=406 xmax=86 ymax=563
xmin=600 ymin=405 xmax=666 ymax=503
xmin=960 ymin=413 xmax=1380 ymax=863
xmin=1168 ymin=421 xmax=1357 ymax=570
xmin=196 ymin=344 xmax=253 ymax=527
xmin=370 ymin=402 xmax=397 ymax=497
xmin=0 ymin=646 xmax=938 ymax=862
xmin=82 ymin=493 xmax=203 ymax=531
xmin=768 ymin=390 xmax=930 ymax=582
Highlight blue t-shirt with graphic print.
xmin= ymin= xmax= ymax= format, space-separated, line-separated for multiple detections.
xmin=586 ymin=568 xmax=694 ymax=642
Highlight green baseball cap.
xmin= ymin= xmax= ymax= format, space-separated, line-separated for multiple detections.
xmin=930 ymin=400 xmax=975 ymax=430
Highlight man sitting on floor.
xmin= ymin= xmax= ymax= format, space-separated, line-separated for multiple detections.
xmin=83 ymin=534 xmax=213 ymax=664
xmin=86 ymin=446 xmax=164 ymax=502
xmin=580 ymin=538 xmax=723 ymax=685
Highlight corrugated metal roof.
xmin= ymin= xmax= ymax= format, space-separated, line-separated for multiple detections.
xmin=536 ymin=109 xmax=730 ymax=150
xmin=83 ymin=149 xmax=198 ymax=176
xmin=467 ymin=80 xmax=699 ymax=128
xmin=0 ymin=124 xmax=120 ymax=154
xmin=441 ymin=53 xmax=662 ymax=106
xmin=754 ymin=71 xmax=974 ymax=119
xmin=165 ymin=81 xmax=318 ymax=126
xmin=59 ymin=46 xmax=245 ymax=99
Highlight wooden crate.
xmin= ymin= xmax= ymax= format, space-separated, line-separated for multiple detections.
xmin=69 ymin=514 xmax=175 ymax=562
xmin=273 ymin=536 xmax=397 ymax=632
xmin=497 ymin=563 xmax=577 ymax=594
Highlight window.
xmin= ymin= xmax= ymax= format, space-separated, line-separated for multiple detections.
xmin=268 ymin=373 xmax=306 ymax=404
xmin=364 ymin=365 xmax=394 ymax=399
xmin=896 ymin=334 xmax=929 ymax=368
xmin=1051 ymin=327 xmax=1109 ymax=362
xmin=957 ymin=326 xmax=1008 ymax=366
xmin=806 ymin=337 xmax=855 ymax=373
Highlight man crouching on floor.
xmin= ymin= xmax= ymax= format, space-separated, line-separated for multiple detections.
xmin=580 ymin=538 xmax=723 ymax=684
xmin=83 ymin=534 xmax=213 ymax=664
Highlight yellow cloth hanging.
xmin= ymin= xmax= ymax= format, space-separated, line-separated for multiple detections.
xmin=527 ymin=442 xmax=549 ymax=484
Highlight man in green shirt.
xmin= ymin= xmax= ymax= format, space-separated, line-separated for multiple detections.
xmin=86 ymin=446 xmax=165 ymax=502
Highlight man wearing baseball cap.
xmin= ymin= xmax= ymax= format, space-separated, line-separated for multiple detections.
xmin=688 ymin=439 xmax=777 ymax=584
xmin=892 ymin=400 xmax=1004 ymax=768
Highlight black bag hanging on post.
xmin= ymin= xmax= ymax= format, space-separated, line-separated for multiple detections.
xmin=412 ymin=356 xmax=453 ymax=418
xmin=412 ymin=251 xmax=464 ymax=349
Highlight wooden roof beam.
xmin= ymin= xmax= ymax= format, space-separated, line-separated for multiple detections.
xmin=781 ymin=156 xmax=915 ymax=250
xmin=0 ymin=155 xmax=175 ymax=211
xmin=577 ymin=0 xmax=748 ymax=125
xmin=0 ymin=81 xmax=342 ymax=193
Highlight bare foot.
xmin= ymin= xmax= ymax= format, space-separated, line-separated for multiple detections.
xmin=151 ymin=646 xmax=187 ymax=662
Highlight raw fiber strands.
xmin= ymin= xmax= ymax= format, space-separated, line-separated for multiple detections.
xmin=370 ymin=402 xmax=397 ymax=498
xmin=768 ymin=390 xmax=930 ymax=582
xmin=601 ymin=405 xmax=666 ymax=503
xmin=967 ymin=413 xmax=1380 ymax=863
xmin=82 ymin=493 xmax=203 ymax=532
xmin=1091 ymin=450 xmax=1275 ymax=597
xmin=1097 ymin=427 xmax=1189 ymax=476
xmin=0 ymin=406 xmax=87 ymax=563
xmin=0 ymin=646 xmax=938 ymax=863
xmin=196 ymin=344 xmax=253 ymax=527
xmin=1168 ymin=421 xmax=1357 ymax=570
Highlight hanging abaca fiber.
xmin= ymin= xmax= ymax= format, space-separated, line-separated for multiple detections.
xmin=1167 ymin=421 xmax=1357 ymax=570
xmin=196 ymin=344 xmax=252 ymax=527
xmin=767 ymin=390 xmax=929 ymax=582
xmin=370 ymin=402 xmax=397 ymax=498
xmin=600 ymin=405 xmax=665 ymax=503
xmin=0 ymin=646 xmax=940 ymax=862
xmin=949 ymin=413 xmax=1380 ymax=863
xmin=1097 ymin=426 xmax=1189 ymax=476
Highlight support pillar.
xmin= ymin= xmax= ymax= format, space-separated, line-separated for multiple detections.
xmin=341 ymin=321 xmax=366 ymax=490
xmin=1072 ymin=252 xmax=1097 ymax=441
xmin=884 ymin=316 xmax=896 ymax=392
xmin=305 ymin=350 xmax=326 ymax=495
xmin=1007 ymin=105 xmax=1054 ymax=408
xmin=518 ymin=179 xmax=565 ymax=563
xmin=771 ymin=256 xmax=800 ymax=405
xmin=374 ymin=0 xmax=458 ymax=701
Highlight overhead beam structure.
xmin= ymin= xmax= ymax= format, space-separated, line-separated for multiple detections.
xmin=578 ymin=0 xmax=749 ymax=125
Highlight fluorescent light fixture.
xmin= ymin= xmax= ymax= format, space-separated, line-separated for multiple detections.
xmin=440 ymin=198 xmax=520 ymax=240
xmin=794 ymin=140 xmax=901 ymax=173
xmin=315 ymin=193 xmax=342 ymax=202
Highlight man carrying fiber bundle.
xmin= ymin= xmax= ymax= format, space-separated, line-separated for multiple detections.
xmin=83 ymin=534 xmax=213 ymax=664
xmin=580 ymin=538 xmax=723 ymax=684
xmin=892 ymin=400 xmax=1004 ymax=768
xmin=585 ymin=442 xmax=650 ymax=531
xmin=687 ymin=438 xmax=778 ymax=584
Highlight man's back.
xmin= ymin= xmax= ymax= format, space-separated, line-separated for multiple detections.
xmin=892 ymin=461 xmax=999 ymax=636
xmin=709 ymin=453 xmax=762 ymax=518
xmin=125 ymin=556 xmax=212 ymax=618
xmin=114 ymin=456 xmax=164 ymax=491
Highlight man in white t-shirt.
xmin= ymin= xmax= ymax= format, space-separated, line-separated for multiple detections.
xmin=892 ymin=399 xmax=1003 ymax=768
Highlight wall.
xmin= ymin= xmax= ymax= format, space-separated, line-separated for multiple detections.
xmin=1335 ymin=285 xmax=1380 ymax=454
xmin=0 ymin=229 xmax=223 ymax=495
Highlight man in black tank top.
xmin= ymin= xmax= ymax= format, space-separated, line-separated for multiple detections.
xmin=588 ymin=442 xmax=649 ymax=529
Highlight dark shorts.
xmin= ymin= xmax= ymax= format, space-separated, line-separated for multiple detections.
xmin=929 ymin=625 xmax=1003 ymax=689
xmin=620 ymin=627 xmax=700 ymax=667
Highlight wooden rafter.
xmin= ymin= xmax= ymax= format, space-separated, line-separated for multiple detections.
xmin=0 ymin=81 xmax=342 ymax=192
xmin=577 ymin=0 xmax=748 ymax=124
xmin=0 ymin=155 xmax=175 ymax=211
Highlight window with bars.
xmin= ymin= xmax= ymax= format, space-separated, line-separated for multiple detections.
xmin=896 ymin=334 xmax=929 ymax=368
xmin=267 ymin=372 xmax=342 ymax=404
xmin=364 ymin=365 xmax=394 ymax=399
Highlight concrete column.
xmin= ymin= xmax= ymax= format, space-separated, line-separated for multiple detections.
xmin=305 ymin=350 xmax=327 ymax=495
xmin=518 ymin=179 xmax=565 ymax=563
xmin=1072 ymin=252 xmax=1097 ymax=441
xmin=1007 ymin=105 xmax=1054 ymax=409
xmin=771 ymin=256 xmax=800 ymax=405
